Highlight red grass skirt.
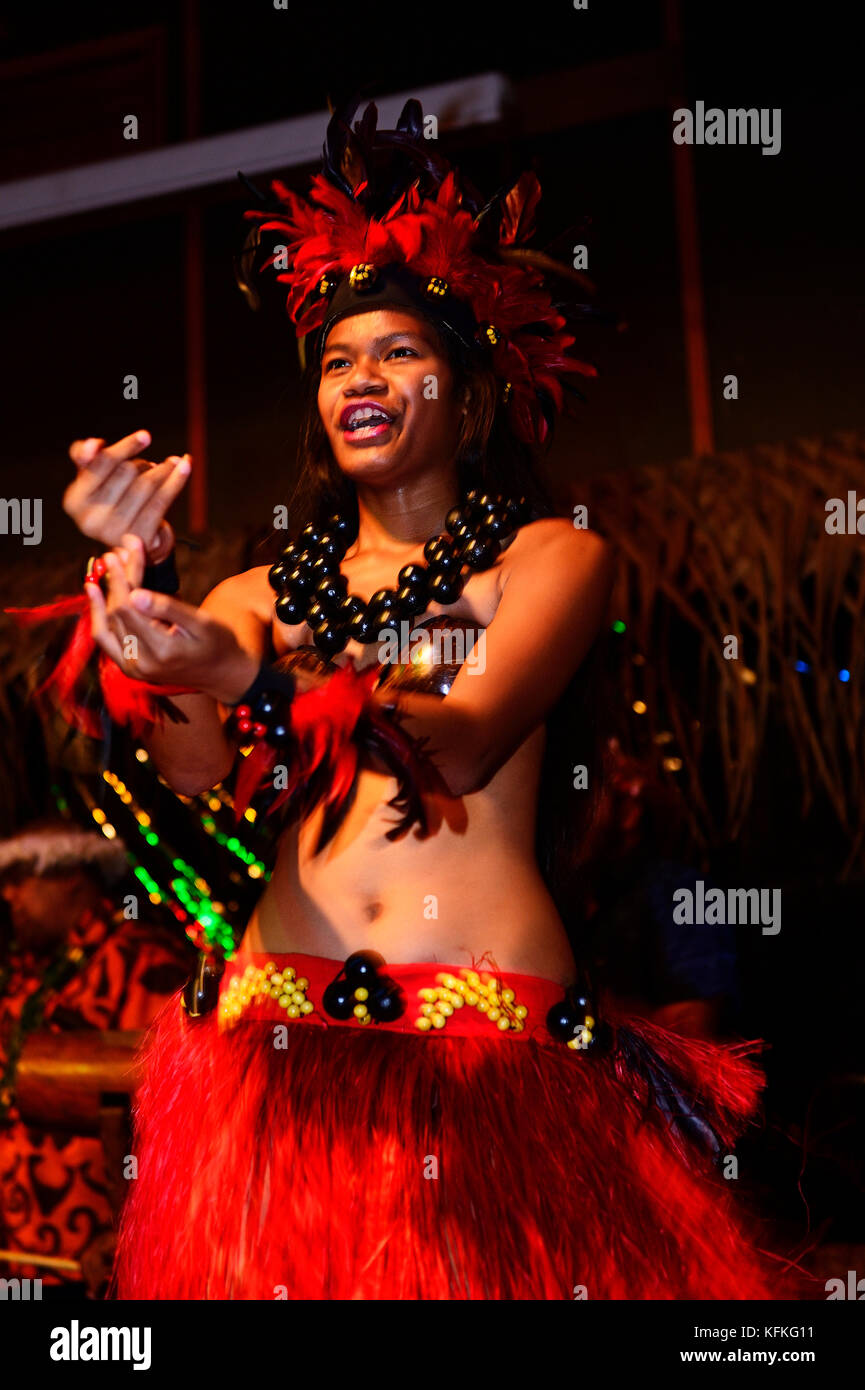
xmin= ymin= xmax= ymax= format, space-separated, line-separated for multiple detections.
xmin=113 ymin=952 xmax=802 ymax=1300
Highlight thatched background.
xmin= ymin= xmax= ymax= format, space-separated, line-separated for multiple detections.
xmin=587 ymin=429 xmax=865 ymax=871
xmin=1 ymin=429 xmax=863 ymax=874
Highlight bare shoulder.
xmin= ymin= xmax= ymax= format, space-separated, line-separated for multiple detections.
xmin=201 ymin=564 xmax=271 ymax=612
xmin=499 ymin=516 xmax=614 ymax=593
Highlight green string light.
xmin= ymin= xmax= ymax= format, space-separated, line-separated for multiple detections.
xmin=199 ymin=815 xmax=268 ymax=877
xmin=97 ymin=771 xmax=238 ymax=953
xmin=52 ymin=768 xmax=263 ymax=958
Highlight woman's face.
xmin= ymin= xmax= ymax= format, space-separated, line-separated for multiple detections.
xmin=317 ymin=309 xmax=462 ymax=487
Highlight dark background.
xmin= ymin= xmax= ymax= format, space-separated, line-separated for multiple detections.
xmin=1 ymin=1 xmax=861 ymax=542
xmin=0 ymin=0 xmax=863 ymax=1257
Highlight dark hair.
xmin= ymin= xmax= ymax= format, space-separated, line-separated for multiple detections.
xmin=276 ymin=316 xmax=557 ymax=537
xmin=260 ymin=319 xmax=603 ymax=954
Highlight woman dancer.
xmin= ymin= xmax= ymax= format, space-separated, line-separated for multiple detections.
xmin=56 ymin=100 xmax=791 ymax=1300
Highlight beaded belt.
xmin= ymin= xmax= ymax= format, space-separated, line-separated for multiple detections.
xmin=215 ymin=950 xmax=588 ymax=1045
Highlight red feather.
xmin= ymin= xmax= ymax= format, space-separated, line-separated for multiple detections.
xmin=234 ymin=740 xmax=280 ymax=821
xmin=231 ymin=660 xmax=431 ymax=844
xmin=98 ymin=656 xmax=193 ymax=739
xmin=6 ymin=592 xmax=196 ymax=740
xmin=243 ymin=160 xmax=600 ymax=439
xmin=114 ymin=983 xmax=806 ymax=1300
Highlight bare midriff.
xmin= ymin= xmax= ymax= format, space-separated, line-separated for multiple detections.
xmin=237 ymin=534 xmax=579 ymax=987
xmin=241 ymin=726 xmax=577 ymax=984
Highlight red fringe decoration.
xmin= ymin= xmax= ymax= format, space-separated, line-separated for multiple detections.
xmin=113 ymin=995 xmax=812 ymax=1300
xmin=6 ymin=595 xmax=195 ymax=739
xmin=8 ymin=597 xmax=434 ymax=841
xmin=233 ymin=661 xmax=435 ymax=845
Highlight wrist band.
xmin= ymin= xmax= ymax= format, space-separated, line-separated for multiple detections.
xmin=142 ymin=549 xmax=180 ymax=595
xmin=229 ymin=662 xmax=297 ymax=709
xmin=229 ymin=662 xmax=297 ymax=747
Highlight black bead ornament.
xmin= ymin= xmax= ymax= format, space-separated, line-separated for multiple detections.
xmin=322 ymin=951 xmax=406 ymax=1024
xmin=347 ymin=612 xmax=381 ymax=645
xmin=450 ymin=521 xmax=475 ymax=548
xmin=396 ymin=584 xmax=427 ymax=616
xmin=310 ymin=555 xmax=340 ymax=583
xmin=338 ymin=595 xmax=365 ymax=623
xmin=463 ymin=536 xmax=499 ymax=570
xmin=321 ymin=980 xmax=356 ymax=1020
xmin=344 ymin=950 xmax=385 ymax=984
xmin=275 ymin=592 xmax=306 ymax=625
xmin=267 ymin=489 xmax=531 ymax=652
xmin=316 ymin=533 xmax=343 ymax=561
xmin=313 ymin=620 xmax=348 ymax=657
xmin=286 ymin=564 xmax=313 ymax=594
xmin=546 ymin=982 xmax=607 ymax=1054
xmin=398 ymin=564 xmax=428 ymax=590
xmin=269 ymin=561 xmax=291 ymax=588
xmin=478 ymin=511 xmax=511 ymax=542
xmin=428 ymin=572 xmax=462 ymax=604
xmin=327 ymin=513 xmax=353 ymax=543
xmin=313 ymin=573 xmax=348 ymax=612
xmin=182 ymin=951 xmax=226 ymax=1018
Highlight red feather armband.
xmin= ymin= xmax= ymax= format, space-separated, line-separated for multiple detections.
xmin=228 ymin=660 xmax=434 ymax=848
xmin=5 ymin=590 xmax=196 ymax=740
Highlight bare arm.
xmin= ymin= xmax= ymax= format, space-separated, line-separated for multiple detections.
xmin=62 ymin=432 xmax=270 ymax=794
xmin=371 ymin=522 xmax=615 ymax=797
xmin=90 ymin=538 xmax=267 ymax=795
xmin=140 ymin=577 xmax=269 ymax=795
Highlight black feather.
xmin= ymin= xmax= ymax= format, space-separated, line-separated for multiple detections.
xmin=233 ymin=224 xmax=264 ymax=311
xmin=396 ymin=98 xmax=423 ymax=138
xmin=614 ymin=1025 xmax=725 ymax=1165
xmin=236 ymin=170 xmax=270 ymax=206
xmin=320 ymin=93 xmax=454 ymax=216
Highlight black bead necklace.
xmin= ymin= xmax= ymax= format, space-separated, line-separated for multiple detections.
xmin=267 ymin=488 xmax=530 ymax=657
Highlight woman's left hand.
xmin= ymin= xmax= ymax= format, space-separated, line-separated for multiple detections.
xmin=86 ymin=537 xmax=259 ymax=704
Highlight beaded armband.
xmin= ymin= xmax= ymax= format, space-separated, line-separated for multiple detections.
xmin=228 ymin=663 xmax=297 ymax=746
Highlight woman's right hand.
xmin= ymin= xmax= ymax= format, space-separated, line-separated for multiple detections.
xmin=87 ymin=538 xmax=259 ymax=702
xmin=64 ymin=430 xmax=191 ymax=564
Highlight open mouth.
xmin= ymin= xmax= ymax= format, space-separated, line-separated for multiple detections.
xmin=340 ymin=403 xmax=395 ymax=440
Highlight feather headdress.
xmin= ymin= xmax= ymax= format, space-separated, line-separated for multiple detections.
xmin=238 ymin=97 xmax=601 ymax=445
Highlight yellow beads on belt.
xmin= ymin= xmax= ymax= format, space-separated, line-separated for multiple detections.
xmin=566 ymin=1017 xmax=595 ymax=1050
xmin=413 ymin=970 xmax=528 ymax=1034
xmin=219 ymin=961 xmax=314 ymax=1028
xmin=349 ymin=985 xmax=376 ymax=1024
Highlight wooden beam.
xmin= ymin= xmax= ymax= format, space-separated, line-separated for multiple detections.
xmin=664 ymin=0 xmax=714 ymax=456
xmin=0 ymin=72 xmax=510 ymax=231
xmin=183 ymin=0 xmax=207 ymax=534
